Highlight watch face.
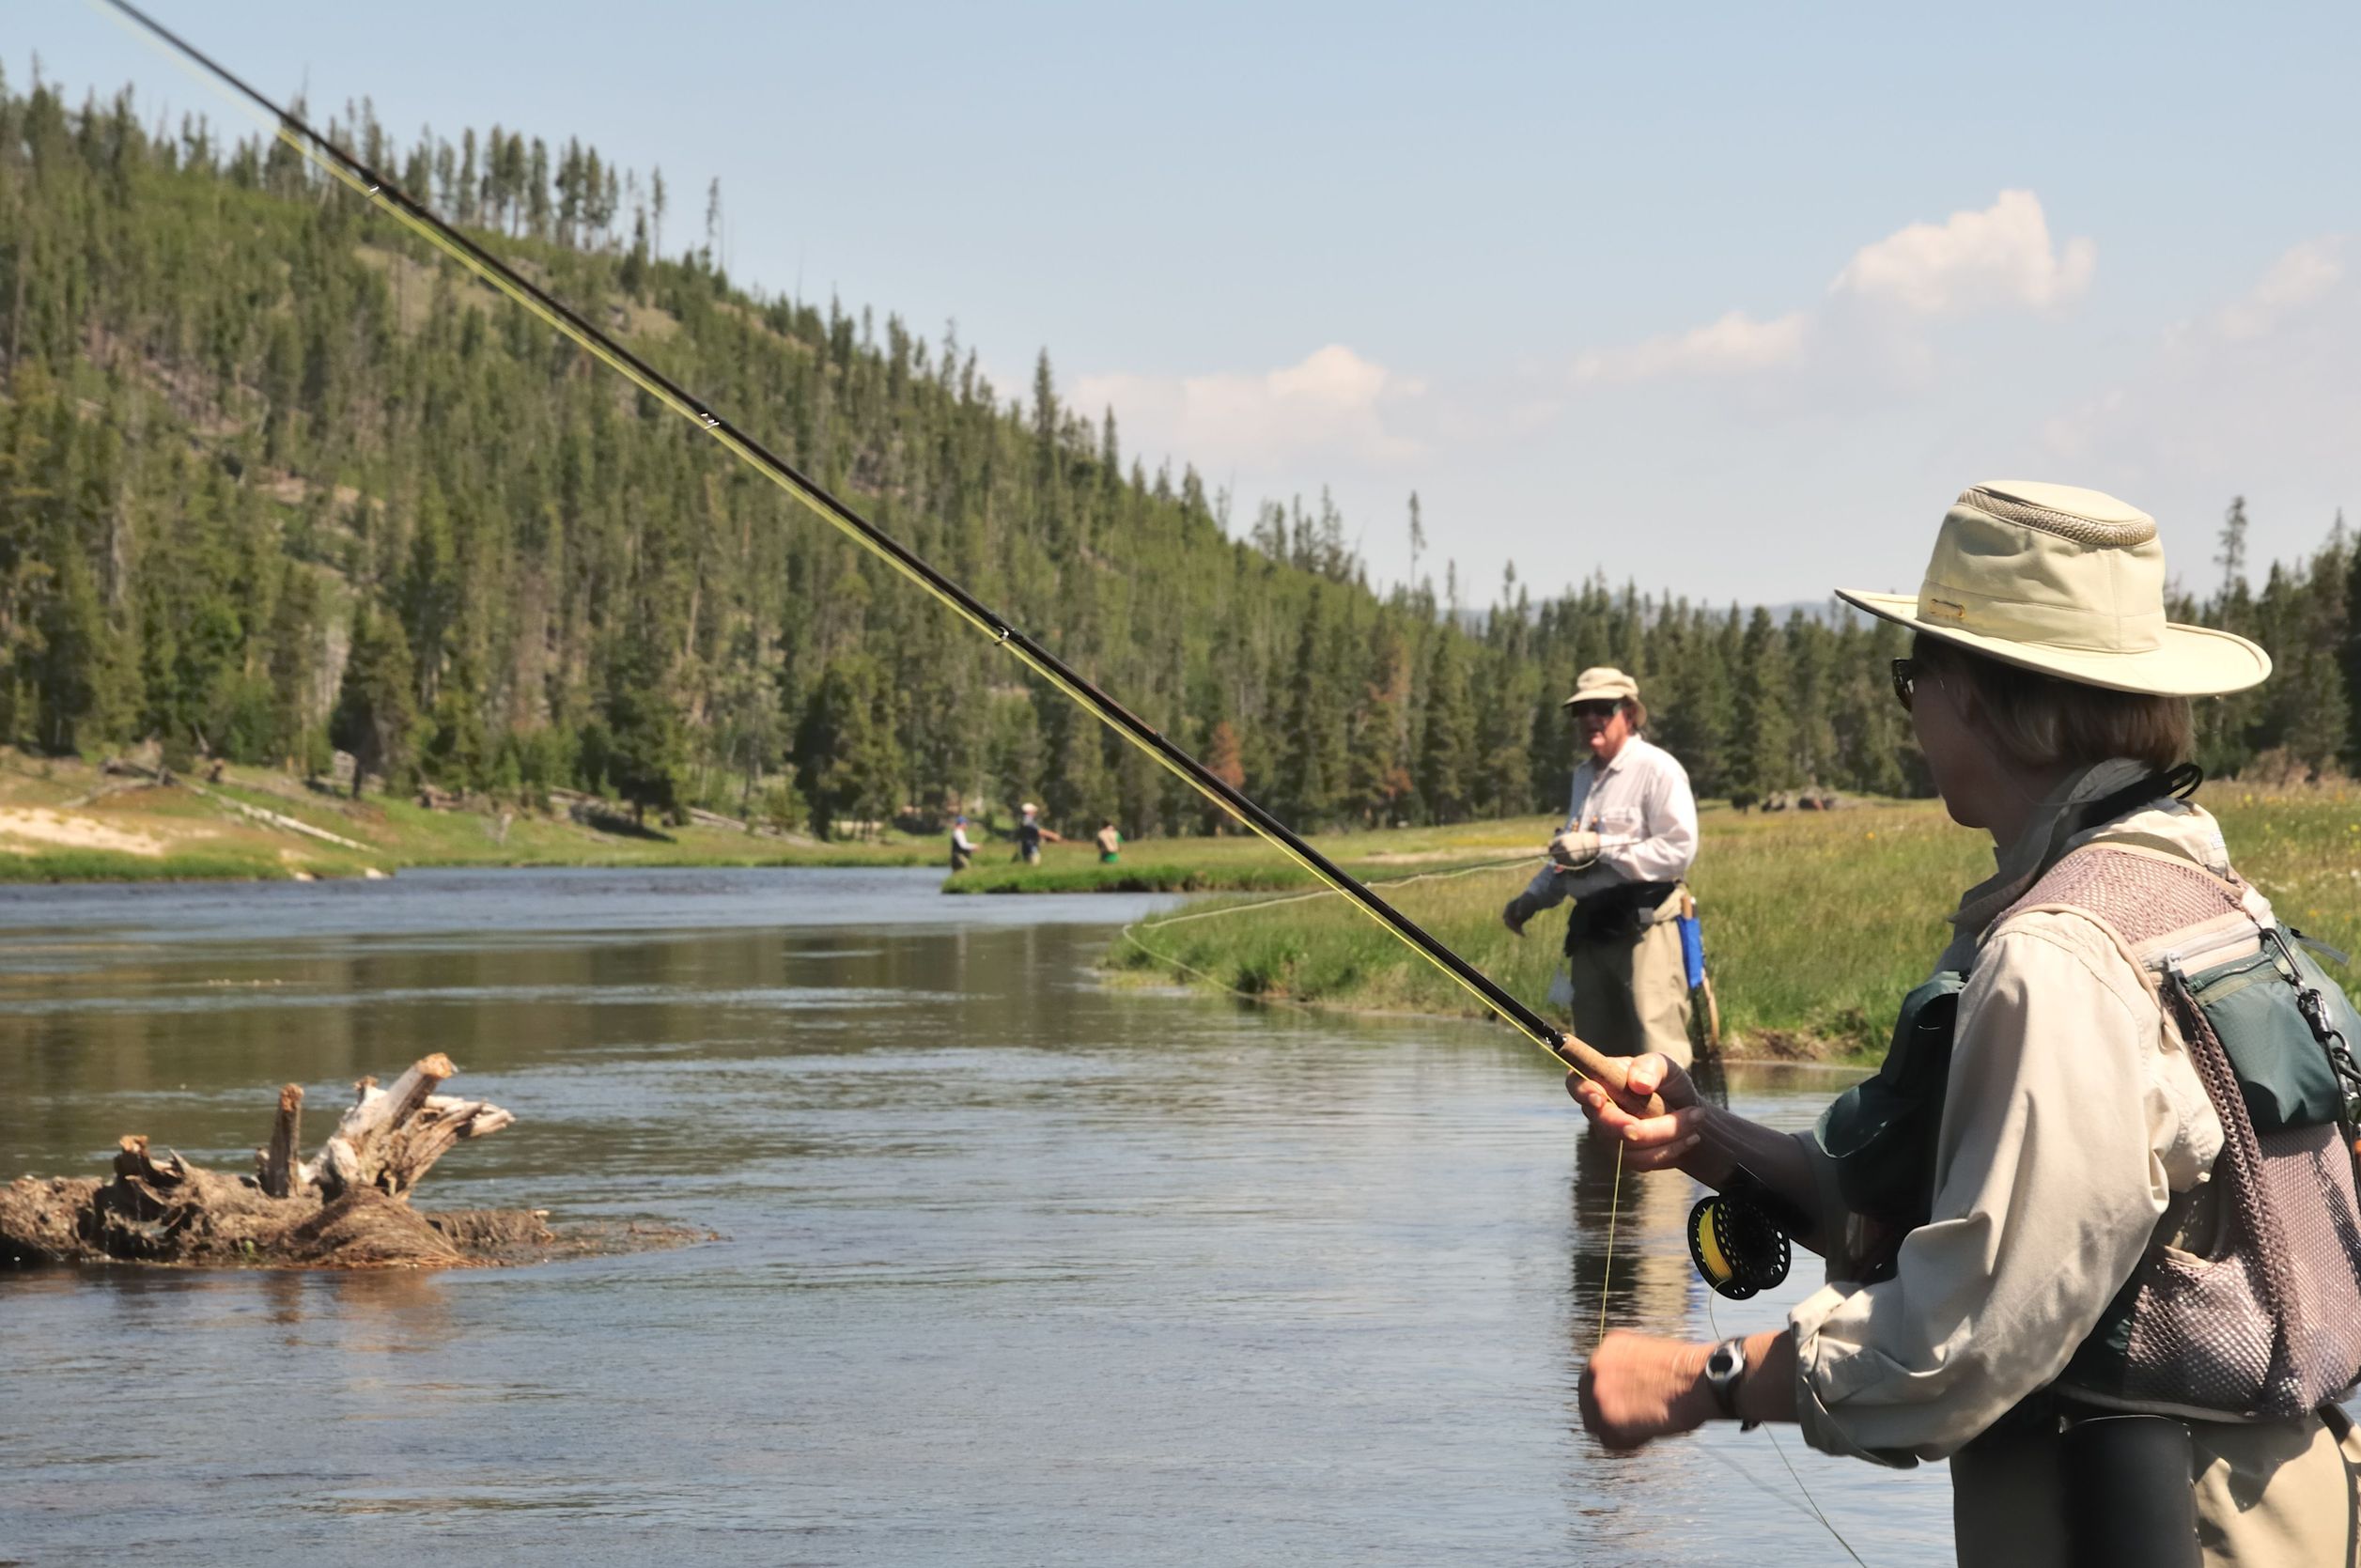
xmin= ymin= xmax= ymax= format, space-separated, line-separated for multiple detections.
xmin=1707 ymin=1344 xmax=1740 ymax=1378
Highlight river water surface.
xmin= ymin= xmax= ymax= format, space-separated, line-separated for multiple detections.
xmin=0 ymin=867 xmax=1952 ymax=1565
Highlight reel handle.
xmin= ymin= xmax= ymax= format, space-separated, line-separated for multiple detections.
xmin=1554 ymin=1034 xmax=1671 ymax=1119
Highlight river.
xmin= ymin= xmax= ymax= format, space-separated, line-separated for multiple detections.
xmin=0 ymin=867 xmax=1952 ymax=1565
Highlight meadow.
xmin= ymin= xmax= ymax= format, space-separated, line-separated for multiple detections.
xmin=5 ymin=749 xmax=2352 ymax=1062
xmin=1099 ymin=787 xmax=2361 ymax=1058
xmin=0 ymin=752 xmax=938 ymax=881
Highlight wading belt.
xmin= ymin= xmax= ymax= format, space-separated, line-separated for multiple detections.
xmin=1562 ymin=881 xmax=1680 ymax=947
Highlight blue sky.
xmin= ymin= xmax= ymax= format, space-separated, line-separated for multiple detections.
xmin=25 ymin=1 xmax=2361 ymax=607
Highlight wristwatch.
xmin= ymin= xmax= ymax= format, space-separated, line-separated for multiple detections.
xmin=1704 ymin=1338 xmax=1759 ymax=1431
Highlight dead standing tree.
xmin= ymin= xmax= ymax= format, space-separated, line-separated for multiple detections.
xmin=1 ymin=1056 xmax=540 ymax=1269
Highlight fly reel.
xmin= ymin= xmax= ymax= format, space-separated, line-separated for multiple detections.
xmin=1686 ymin=1172 xmax=1797 ymax=1300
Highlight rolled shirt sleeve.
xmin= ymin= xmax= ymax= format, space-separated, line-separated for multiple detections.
xmin=1790 ymin=920 xmax=2182 ymax=1465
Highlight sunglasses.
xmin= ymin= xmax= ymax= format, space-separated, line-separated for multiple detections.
xmin=1890 ymin=658 xmax=1918 ymax=713
xmin=1566 ymin=702 xmax=1619 ymax=722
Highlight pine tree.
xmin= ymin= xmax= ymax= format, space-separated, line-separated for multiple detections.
xmin=330 ymin=605 xmax=417 ymax=797
xmin=795 ymin=653 xmax=904 ymax=839
xmin=1040 ymin=692 xmax=1108 ymax=831
xmin=1348 ymin=617 xmax=1416 ymax=825
xmin=985 ymin=692 xmax=1044 ymax=818
xmin=1201 ymin=719 xmax=1247 ymax=832
xmin=1279 ymin=591 xmax=1347 ymax=825
xmin=1728 ymin=607 xmax=1797 ymax=808
xmin=1418 ymin=635 xmax=1478 ymax=822
xmin=425 ymin=644 xmax=489 ymax=789
xmin=1473 ymin=657 xmax=1536 ymax=816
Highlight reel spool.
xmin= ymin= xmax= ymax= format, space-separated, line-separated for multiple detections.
xmin=1687 ymin=1182 xmax=1793 ymax=1300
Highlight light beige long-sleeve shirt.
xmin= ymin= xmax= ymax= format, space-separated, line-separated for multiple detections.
xmin=1790 ymin=759 xmax=2242 ymax=1465
xmin=1519 ymin=735 xmax=1699 ymax=911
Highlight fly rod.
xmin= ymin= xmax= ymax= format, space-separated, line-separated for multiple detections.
xmin=97 ymin=0 xmax=1663 ymax=1112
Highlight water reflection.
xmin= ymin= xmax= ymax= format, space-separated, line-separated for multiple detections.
xmin=1570 ymin=1126 xmax=1702 ymax=1339
xmin=0 ymin=870 xmax=1953 ymax=1567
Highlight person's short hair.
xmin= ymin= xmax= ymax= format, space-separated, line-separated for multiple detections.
xmin=1913 ymin=633 xmax=2191 ymax=772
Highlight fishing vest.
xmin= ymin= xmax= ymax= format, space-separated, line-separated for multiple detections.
xmin=1816 ymin=840 xmax=2361 ymax=1422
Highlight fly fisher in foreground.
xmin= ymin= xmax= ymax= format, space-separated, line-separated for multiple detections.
xmin=1574 ymin=481 xmax=2361 ymax=1568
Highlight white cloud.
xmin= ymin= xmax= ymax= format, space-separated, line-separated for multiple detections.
xmin=2216 ymin=238 xmax=2346 ymax=340
xmin=1072 ymin=344 xmax=1426 ymax=469
xmin=1570 ymin=309 xmax=1807 ymax=383
xmin=1831 ymin=189 xmax=2095 ymax=314
xmin=1565 ymin=192 xmax=2090 ymax=392
xmin=2033 ymin=236 xmax=2357 ymax=549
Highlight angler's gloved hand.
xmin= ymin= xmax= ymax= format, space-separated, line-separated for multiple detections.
xmin=1548 ymin=829 xmax=1602 ymax=870
xmin=1501 ymin=891 xmax=1546 ymax=936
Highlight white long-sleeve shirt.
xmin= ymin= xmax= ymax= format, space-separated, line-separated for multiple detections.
xmin=1789 ymin=761 xmax=2237 ymax=1466
xmin=1518 ymin=734 xmax=1700 ymax=910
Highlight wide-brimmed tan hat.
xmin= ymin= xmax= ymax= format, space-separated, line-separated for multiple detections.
xmin=1836 ymin=481 xmax=2270 ymax=696
xmin=1562 ymin=666 xmax=1639 ymax=707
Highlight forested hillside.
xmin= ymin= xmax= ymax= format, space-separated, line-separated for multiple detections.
xmin=0 ymin=74 xmax=2353 ymax=836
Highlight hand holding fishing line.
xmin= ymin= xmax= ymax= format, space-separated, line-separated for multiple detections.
xmin=1566 ymin=1051 xmax=1711 ymax=1173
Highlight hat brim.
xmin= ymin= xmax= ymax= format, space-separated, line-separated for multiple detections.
xmin=1834 ymin=588 xmax=2271 ymax=697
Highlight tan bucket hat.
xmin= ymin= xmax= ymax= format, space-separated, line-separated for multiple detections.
xmin=1562 ymin=666 xmax=1639 ymax=707
xmin=1836 ymin=481 xmax=2270 ymax=696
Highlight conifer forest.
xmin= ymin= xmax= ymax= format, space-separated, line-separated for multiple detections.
xmin=1 ymin=75 xmax=2354 ymax=838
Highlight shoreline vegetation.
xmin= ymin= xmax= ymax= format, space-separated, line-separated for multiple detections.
xmin=0 ymin=750 xmax=938 ymax=882
xmin=1096 ymin=788 xmax=2361 ymax=1061
xmin=12 ymin=748 xmax=2349 ymax=1063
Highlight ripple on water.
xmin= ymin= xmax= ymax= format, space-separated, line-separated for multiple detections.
xmin=0 ymin=870 xmax=1949 ymax=1566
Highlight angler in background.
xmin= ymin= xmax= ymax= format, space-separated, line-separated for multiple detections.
xmin=1095 ymin=819 xmax=1122 ymax=864
xmin=1015 ymin=803 xmax=1063 ymax=866
xmin=948 ymin=815 xmax=981 ymax=874
xmin=1501 ymin=668 xmax=1701 ymax=1065
xmin=1570 ymin=483 xmax=2361 ymax=1568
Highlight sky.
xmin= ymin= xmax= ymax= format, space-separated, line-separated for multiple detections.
xmin=23 ymin=1 xmax=2361 ymax=609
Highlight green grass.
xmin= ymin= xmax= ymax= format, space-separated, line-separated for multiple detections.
xmin=944 ymin=817 xmax=1558 ymax=894
xmin=1108 ymin=789 xmax=2361 ymax=1058
xmin=948 ymin=862 xmax=1350 ymax=894
xmin=0 ymin=752 xmax=942 ymax=882
xmin=256 ymin=786 xmax=941 ymax=871
xmin=0 ymin=846 xmax=304 ymax=882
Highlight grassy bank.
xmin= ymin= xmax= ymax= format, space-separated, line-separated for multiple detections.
xmin=0 ymin=752 xmax=937 ymax=882
xmin=944 ymin=817 xmax=1555 ymax=894
xmin=1106 ymin=788 xmax=2361 ymax=1058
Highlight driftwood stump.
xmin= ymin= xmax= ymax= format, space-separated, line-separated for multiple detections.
xmin=0 ymin=1057 xmax=539 ymax=1269
xmin=303 ymin=1054 xmax=514 ymax=1201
